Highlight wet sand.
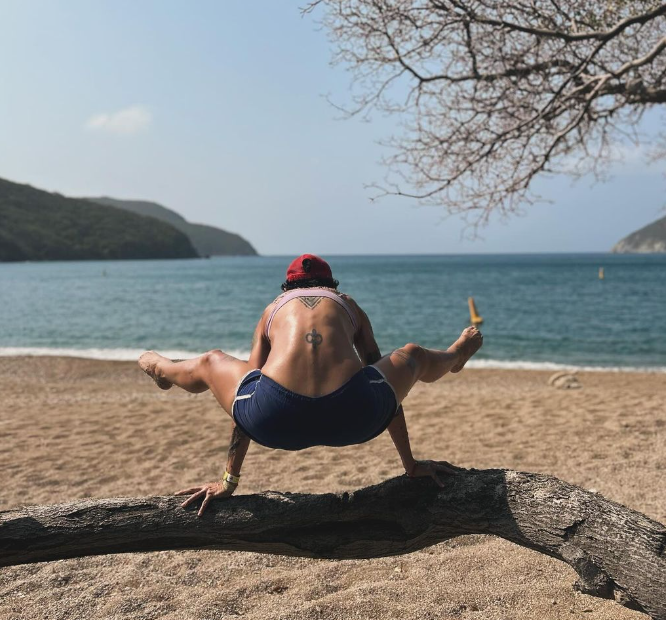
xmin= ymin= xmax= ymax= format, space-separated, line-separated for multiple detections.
xmin=0 ymin=356 xmax=664 ymax=620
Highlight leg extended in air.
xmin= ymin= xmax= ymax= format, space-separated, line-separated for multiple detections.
xmin=373 ymin=326 xmax=483 ymax=405
xmin=138 ymin=350 xmax=252 ymax=415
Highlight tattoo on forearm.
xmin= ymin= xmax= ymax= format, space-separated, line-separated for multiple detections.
xmin=297 ymin=296 xmax=322 ymax=309
xmin=228 ymin=425 xmax=247 ymax=458
xmin=392 ymin=348 xmax=418 ymax=375
xmin=305 ymin=328 xmax=323 ymax=349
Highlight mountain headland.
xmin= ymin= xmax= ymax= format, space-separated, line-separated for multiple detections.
xmin=612 ymin=214 xmax=666 ymax=253
xmin=87 ymin=197 xmax=257 ymax=257
xmin=0 ymin=178 xmax=197 ymax=262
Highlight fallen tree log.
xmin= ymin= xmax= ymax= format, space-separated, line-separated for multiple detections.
xmin=1 ymin=469 xmax=664 ymax=619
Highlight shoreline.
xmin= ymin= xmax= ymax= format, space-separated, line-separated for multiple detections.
xmin=1 ymin=351 xmax=664 ymax=374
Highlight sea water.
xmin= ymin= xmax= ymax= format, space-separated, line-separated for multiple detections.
xmin=1 ymin=254 xmax=665 ymax=371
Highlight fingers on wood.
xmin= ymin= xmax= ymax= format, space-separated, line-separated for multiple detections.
xmin=198 ymin=493 xmax=213 ymax=517
xmin=175 ymin=487 xmax=202 ymax=496
xmin=181 ymin=489 xmax=206 ymax=508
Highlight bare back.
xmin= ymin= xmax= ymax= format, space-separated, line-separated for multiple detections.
xmin=260 ymin=291 xmax=362 ymax=397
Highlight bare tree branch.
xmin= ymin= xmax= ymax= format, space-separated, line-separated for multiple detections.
xmin=309 ymin=0 xmax=666 ymax=221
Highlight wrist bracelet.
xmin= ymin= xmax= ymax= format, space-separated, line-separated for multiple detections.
xmin=222 ymin=471 xmax=240 ymax=485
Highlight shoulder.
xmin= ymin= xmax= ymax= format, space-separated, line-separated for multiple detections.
xmin=339 ymin=293 xmax=365 ymax=317
xmin=269 ymin=292 xmax=287 ymax=307
xmin=258 ymin=296 xmax=282 ymax=325
xmin=337 ymin=293 xmax=371 ymax=336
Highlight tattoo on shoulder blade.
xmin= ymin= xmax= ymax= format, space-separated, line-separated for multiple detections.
xmin=305 ymin=328 xmax=323 ymax=350
xmin=297 ymin=296 xmax=322 ymax=309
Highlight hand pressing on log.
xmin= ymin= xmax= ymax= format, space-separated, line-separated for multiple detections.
xmin=175 ymin=479 xmax=237 ymax=517
xmin=407 ymin=460 xmax=464 ymax=487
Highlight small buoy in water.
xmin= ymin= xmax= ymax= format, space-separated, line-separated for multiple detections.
xmin=599 ymin=267 xmax=604 ymax=280
xmin=468 ymin=297 xmax=483 ymax=325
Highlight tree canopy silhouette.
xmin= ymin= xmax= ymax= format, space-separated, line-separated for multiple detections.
xmin=305 ymin=0 xmax=666 ymax=223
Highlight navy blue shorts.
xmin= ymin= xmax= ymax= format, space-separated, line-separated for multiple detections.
xmin=232 ymin=366 xmax=398 ymax=451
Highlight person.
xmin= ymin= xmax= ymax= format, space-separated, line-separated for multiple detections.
xmin=139 ymin=254 xmax=483 ymax=516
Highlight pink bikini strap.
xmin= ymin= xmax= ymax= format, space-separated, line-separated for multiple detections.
xmin=265 ymin=288 xmax=359 ymax=340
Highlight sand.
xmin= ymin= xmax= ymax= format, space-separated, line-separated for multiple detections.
xmin=0 ymin=356 xmax=664 ymax=620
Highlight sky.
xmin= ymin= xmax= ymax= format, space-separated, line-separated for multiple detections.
xmin=0 ymin=0 xmax=664 ymax=255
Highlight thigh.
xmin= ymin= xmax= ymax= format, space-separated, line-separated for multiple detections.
xmin=372 ymin=346 xmax=422 ymax=405
xmin=198 ymin=350 xmax=255 ymax=416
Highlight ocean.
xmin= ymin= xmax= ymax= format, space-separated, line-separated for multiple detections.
xmin=1 ymin=254 xmax=665 ymax=371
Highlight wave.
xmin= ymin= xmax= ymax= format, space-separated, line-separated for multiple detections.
xmin=0 ymin=347 xmax=664 ymax=373
xmin=466 ymin=359 xmax=666 ymax=373
xmin=0 ymin=347 xmax=251 ymax=362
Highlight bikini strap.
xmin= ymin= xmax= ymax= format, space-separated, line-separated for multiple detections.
xmin=265 ymin=288 xmax=359 ymax=340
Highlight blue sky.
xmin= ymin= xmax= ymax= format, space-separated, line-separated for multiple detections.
xmin=0 ymin=0 xmax=664 ymax=255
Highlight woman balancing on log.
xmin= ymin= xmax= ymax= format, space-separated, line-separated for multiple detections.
xmin=139 ymin=254 xmax=483 ymax=516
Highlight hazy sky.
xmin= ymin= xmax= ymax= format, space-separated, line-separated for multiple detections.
xmin=1 ymin=1 xmax=664 ymax=255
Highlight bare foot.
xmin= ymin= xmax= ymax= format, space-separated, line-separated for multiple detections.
xmin=448 ymin=326 xmax=483 ymax=373
xmin=138 ymin=351 xmax=173 ymax=390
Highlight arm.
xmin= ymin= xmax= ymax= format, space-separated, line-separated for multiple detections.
xmin=221 ymin=309 xmax=272 ymax=484
xmin=350 ymin=297 xmax=462 ymax=485
xmin=225 ymin=423 xmax=250 ymax=477
xmin=247 ymin=307 xmax=271 ymax=369
xmin=176 ymin=309 xmax=271 ymax=516
xmin=387 ymin=409 xmax=416 ymax=475
xmin=348 ymin=298 xmax=415 ymax=473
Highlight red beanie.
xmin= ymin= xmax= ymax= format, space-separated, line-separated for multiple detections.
xmin=286 ymin=254 xmax=333 ymax=283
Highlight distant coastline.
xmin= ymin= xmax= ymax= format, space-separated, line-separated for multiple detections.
xmin=86 ymin=196 xmax=257 ymax=257
xmin=0 ymin=177 xmax=197 ymax=262
xmin=0 ymin=177 xmax=257 ymax=262
xmin=612 ymin=213 xmax=666 ymax=254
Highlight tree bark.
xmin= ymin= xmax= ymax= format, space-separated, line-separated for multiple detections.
xmin=1 ymin=470 xmax=664 ymax=618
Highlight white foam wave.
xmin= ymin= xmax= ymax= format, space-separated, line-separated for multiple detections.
xmin=466 ymin=359 xmax=666 ymax=373
xmin=0 ymin=347 xmax=664 ymax=372
xmin=0 ymin=347 xmax=252 ymax=362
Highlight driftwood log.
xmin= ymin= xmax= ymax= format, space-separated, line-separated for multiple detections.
xmin=1 ymin=470 xmax=665 ymax=619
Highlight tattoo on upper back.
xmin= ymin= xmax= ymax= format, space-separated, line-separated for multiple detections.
xmin=297 ymin=296 xmax=322 ymax=309
xmin=305 ymin=328 xmax=323 ymax=350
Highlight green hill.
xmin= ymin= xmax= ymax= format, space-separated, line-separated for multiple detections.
xmin=0 ymin=178 xmax=198 ymax=262
xmin=612 ymin=215 xmax=666 ymax=253
xmin=87 ymin=197 xmax=257 ymax=256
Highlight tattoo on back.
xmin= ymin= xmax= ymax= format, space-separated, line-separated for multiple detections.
xmin=297 ymin=296 xmax=322 ymax=309
xmin=305 ymin=328 xmax=323 ymax=349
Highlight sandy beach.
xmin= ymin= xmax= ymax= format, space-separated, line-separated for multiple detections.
xmin=0 ymin=356 xmax=663 ymax=620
